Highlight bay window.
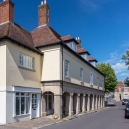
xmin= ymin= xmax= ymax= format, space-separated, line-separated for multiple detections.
xmin=19 ymin=53 xmax=34 ymax=70
xmin=16 ymin=93 xmax=30 ymax=116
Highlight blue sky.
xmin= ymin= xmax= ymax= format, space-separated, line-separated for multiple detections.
xmin=3 ymin=0 xmax=129 ymax=81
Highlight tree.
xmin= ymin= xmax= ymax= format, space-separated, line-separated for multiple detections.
xmin=124 ymin=77 xmax=129 ymax=87
xmin=122 ymin=49 xmax=129 ymax=69
xmin=97 ymin=63 xmax=117 ymax=93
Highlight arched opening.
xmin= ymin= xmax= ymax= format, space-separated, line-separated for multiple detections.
xmin=63 ymin=92 xmax=70 ymax=117
xmin=73 ymin=93 xmax=77 ymax=114
xmin=94 ymin=95 xmax=96 ymax=110
xmin=80 ymin=94 xmax=83 ymax=112
xmin=43 ymin=92 xmax=54 ymax=116
xmin=86 ymin=94 xmax=88 ymax=111
xmin=90 ymin=95 xmax=93 ymax=110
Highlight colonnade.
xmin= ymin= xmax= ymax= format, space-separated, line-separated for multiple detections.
xmin=63 ymin=92 xmax=105 ymax=117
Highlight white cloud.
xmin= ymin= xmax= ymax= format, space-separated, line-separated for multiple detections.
xmin=112 ymin=62 xmax=127 ymax=74
xmin=120 ymin=73 xmax=129 ymax=76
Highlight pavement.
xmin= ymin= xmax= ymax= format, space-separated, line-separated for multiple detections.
xmin=0 ymin=101 xmax=127 ymax=129
xmin=41 ymin=101 xmax=129 ymax=129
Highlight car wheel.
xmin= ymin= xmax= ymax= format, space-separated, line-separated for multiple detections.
xmin=125 ymin=114 xmax=127 ymax=118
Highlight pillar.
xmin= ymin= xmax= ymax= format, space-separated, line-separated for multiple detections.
xmin=69 ymin=93 xmax=74 ymax=116
xmin=87 ymin=94 xmax=90 ymax=112
xmin=76 ymin=94 xmax=80 ymax=114
xmin=54 ymin=95 xmax=62 ymax=119
xmin=103 ymin=96 xmax=105 ymax=108
xmin=92 ymin=95 xmax=94 ymax=110
xmin=42 ymin=94 xmax=46 ymax=117
xmin=95 ymin=95 xmax=98 ymax=110
xmin=98 ymin=95 xmax=100 ymax=109
xmin=82 ymin=94 xmax=86 ymax=112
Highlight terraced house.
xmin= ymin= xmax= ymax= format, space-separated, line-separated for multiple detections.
xmin=0 ymin=0 xmax=105 ymax=124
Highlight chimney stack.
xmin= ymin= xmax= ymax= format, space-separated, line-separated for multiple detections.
xmin=38 ymin=0 xmax=50 ymax=26
xmin=76 ymin=37 xmax=81 ymax=48
xmin=0 ymin=0 xmax=14 ymax=24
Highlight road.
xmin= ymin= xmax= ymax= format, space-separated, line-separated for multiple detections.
xmin=42 ymin=102 xmax=129 ymax=129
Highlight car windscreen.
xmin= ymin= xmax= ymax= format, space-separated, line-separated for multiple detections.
xmin=124 ymin=99 xmax=128 ymax=101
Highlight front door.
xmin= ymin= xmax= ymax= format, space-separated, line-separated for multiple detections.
xmin=46 ymin=94 xmax=54 ymax=115
xmin=32 ymin=94 xmax=37 ymax=118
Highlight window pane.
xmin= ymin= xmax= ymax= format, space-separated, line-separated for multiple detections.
xmin=16 ymin=93 xmax=20 ymax=96
xmin=26 ymin=97 xmax=30 ymax=114
xmin=16 ymin=97 xmax=20 ymax=115
xmin=21 ymin=93 xmax=25 ymax=96
xmin=21 ymin=97 xmax=25 ymax=114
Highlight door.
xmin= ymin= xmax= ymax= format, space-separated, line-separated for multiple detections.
xmin=32 ymin=94 xmax=38 ymax=118
xmin=46 ymin=94 xmax=54 ymax=115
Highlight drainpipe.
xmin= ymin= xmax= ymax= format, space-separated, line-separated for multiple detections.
xmin=62 ymin=42 xmax=64 ymax=119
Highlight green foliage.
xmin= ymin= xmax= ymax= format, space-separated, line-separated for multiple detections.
xmin=97 ymin=63 xmax=117 ymax=93
xmin=124 ymin=77 xmax=129 ymax=87
xmin=122 ymin=49 xmax=129 ymax=69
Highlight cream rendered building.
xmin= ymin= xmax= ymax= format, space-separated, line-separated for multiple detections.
xmin=0 ymin=0 xmax=105 ymax=124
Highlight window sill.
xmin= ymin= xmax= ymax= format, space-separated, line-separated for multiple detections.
xmin=19 ymin=66 xmax=36 ymax=72
xmin=13 ymin=113 xmax=30 ymax=118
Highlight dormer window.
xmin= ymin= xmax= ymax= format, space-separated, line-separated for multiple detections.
xmin=81 ymin=54 xmax=89 ymax=61
xmin=66 ymin=41 xmax=77 ymax=52
xmin=89 ymin=57 xmax=98 ymax=67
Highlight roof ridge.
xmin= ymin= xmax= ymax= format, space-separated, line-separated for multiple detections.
xmin=49 ymin=27 xmax=62 ymax=40
xmin=4 ymin=23 xmax=10 ymax=36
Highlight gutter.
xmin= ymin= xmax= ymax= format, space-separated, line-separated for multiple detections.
xmin=0 ymin=36 xmax=43 ymax=55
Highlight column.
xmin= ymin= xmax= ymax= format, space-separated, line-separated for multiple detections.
xmin=98 ymin=95 xmax=100 ymax=109
xmin=103 ymin=96 xmax=105 ymax=108
xmin=82 ymin=94 xmax=86 ymax=113
xmin=42 ymin=94 xmax=46 ymax=117
xmin=54 ymin=95 xmax=62 ymax=119
xmin=101 ymin=97 xmax=103 ymax=108
xmin=92 ymin=95 xmax=94 ymax=110
xmin=95 ymin=95 xmax=98 ymax=110
xmin=87 ymin=94 xmax=90 ymax=112
xmin=69 ymin=93 xmax=74 ymax=116
xmin=76 ymin=94 xmax=80 ymax=114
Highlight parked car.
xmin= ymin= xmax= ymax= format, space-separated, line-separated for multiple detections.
xmin=125 ymin=104 xmax=129 ymax=118
xmin=122 ymin=99 xmax=129 ymax=105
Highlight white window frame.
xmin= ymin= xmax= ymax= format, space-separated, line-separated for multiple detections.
xmin=66 ymin=42 xmax=77 ymax=52
xmin=90 ymin=72 xmax=93 ymax=85
xmin=80 ymin=68 xmax=83 ymax=82
xmin=65 ymin=60 xmax=69 ymax=77
xmin=15 ymin=93 xmax=30 ymax=116
xmin=19 ymin=53 xmax=34 ymax=70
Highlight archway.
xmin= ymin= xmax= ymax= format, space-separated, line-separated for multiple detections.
xmin=43 ymin=92 xmax=54 ymax=116
xmin=80 ymin=94 xmax=83 ymax=112
xmin=63 ymin=92 xmax=70 ymax=117
xmin=73 ymin=93 xmax=77 ymax=114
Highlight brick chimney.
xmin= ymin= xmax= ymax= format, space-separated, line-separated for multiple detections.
xmin=38 ymin=0 xmax=50 ymax=26
xmin=0 ymin=0 xmax=14 ymax=24
xmin=76 ymin=37 xmax=81 ymax=48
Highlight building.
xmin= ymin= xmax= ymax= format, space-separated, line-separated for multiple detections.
xmin=0 ymin=0 xmax=105 ymax=124
xmin=114 ymin=81 xmax=129 ymax=101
